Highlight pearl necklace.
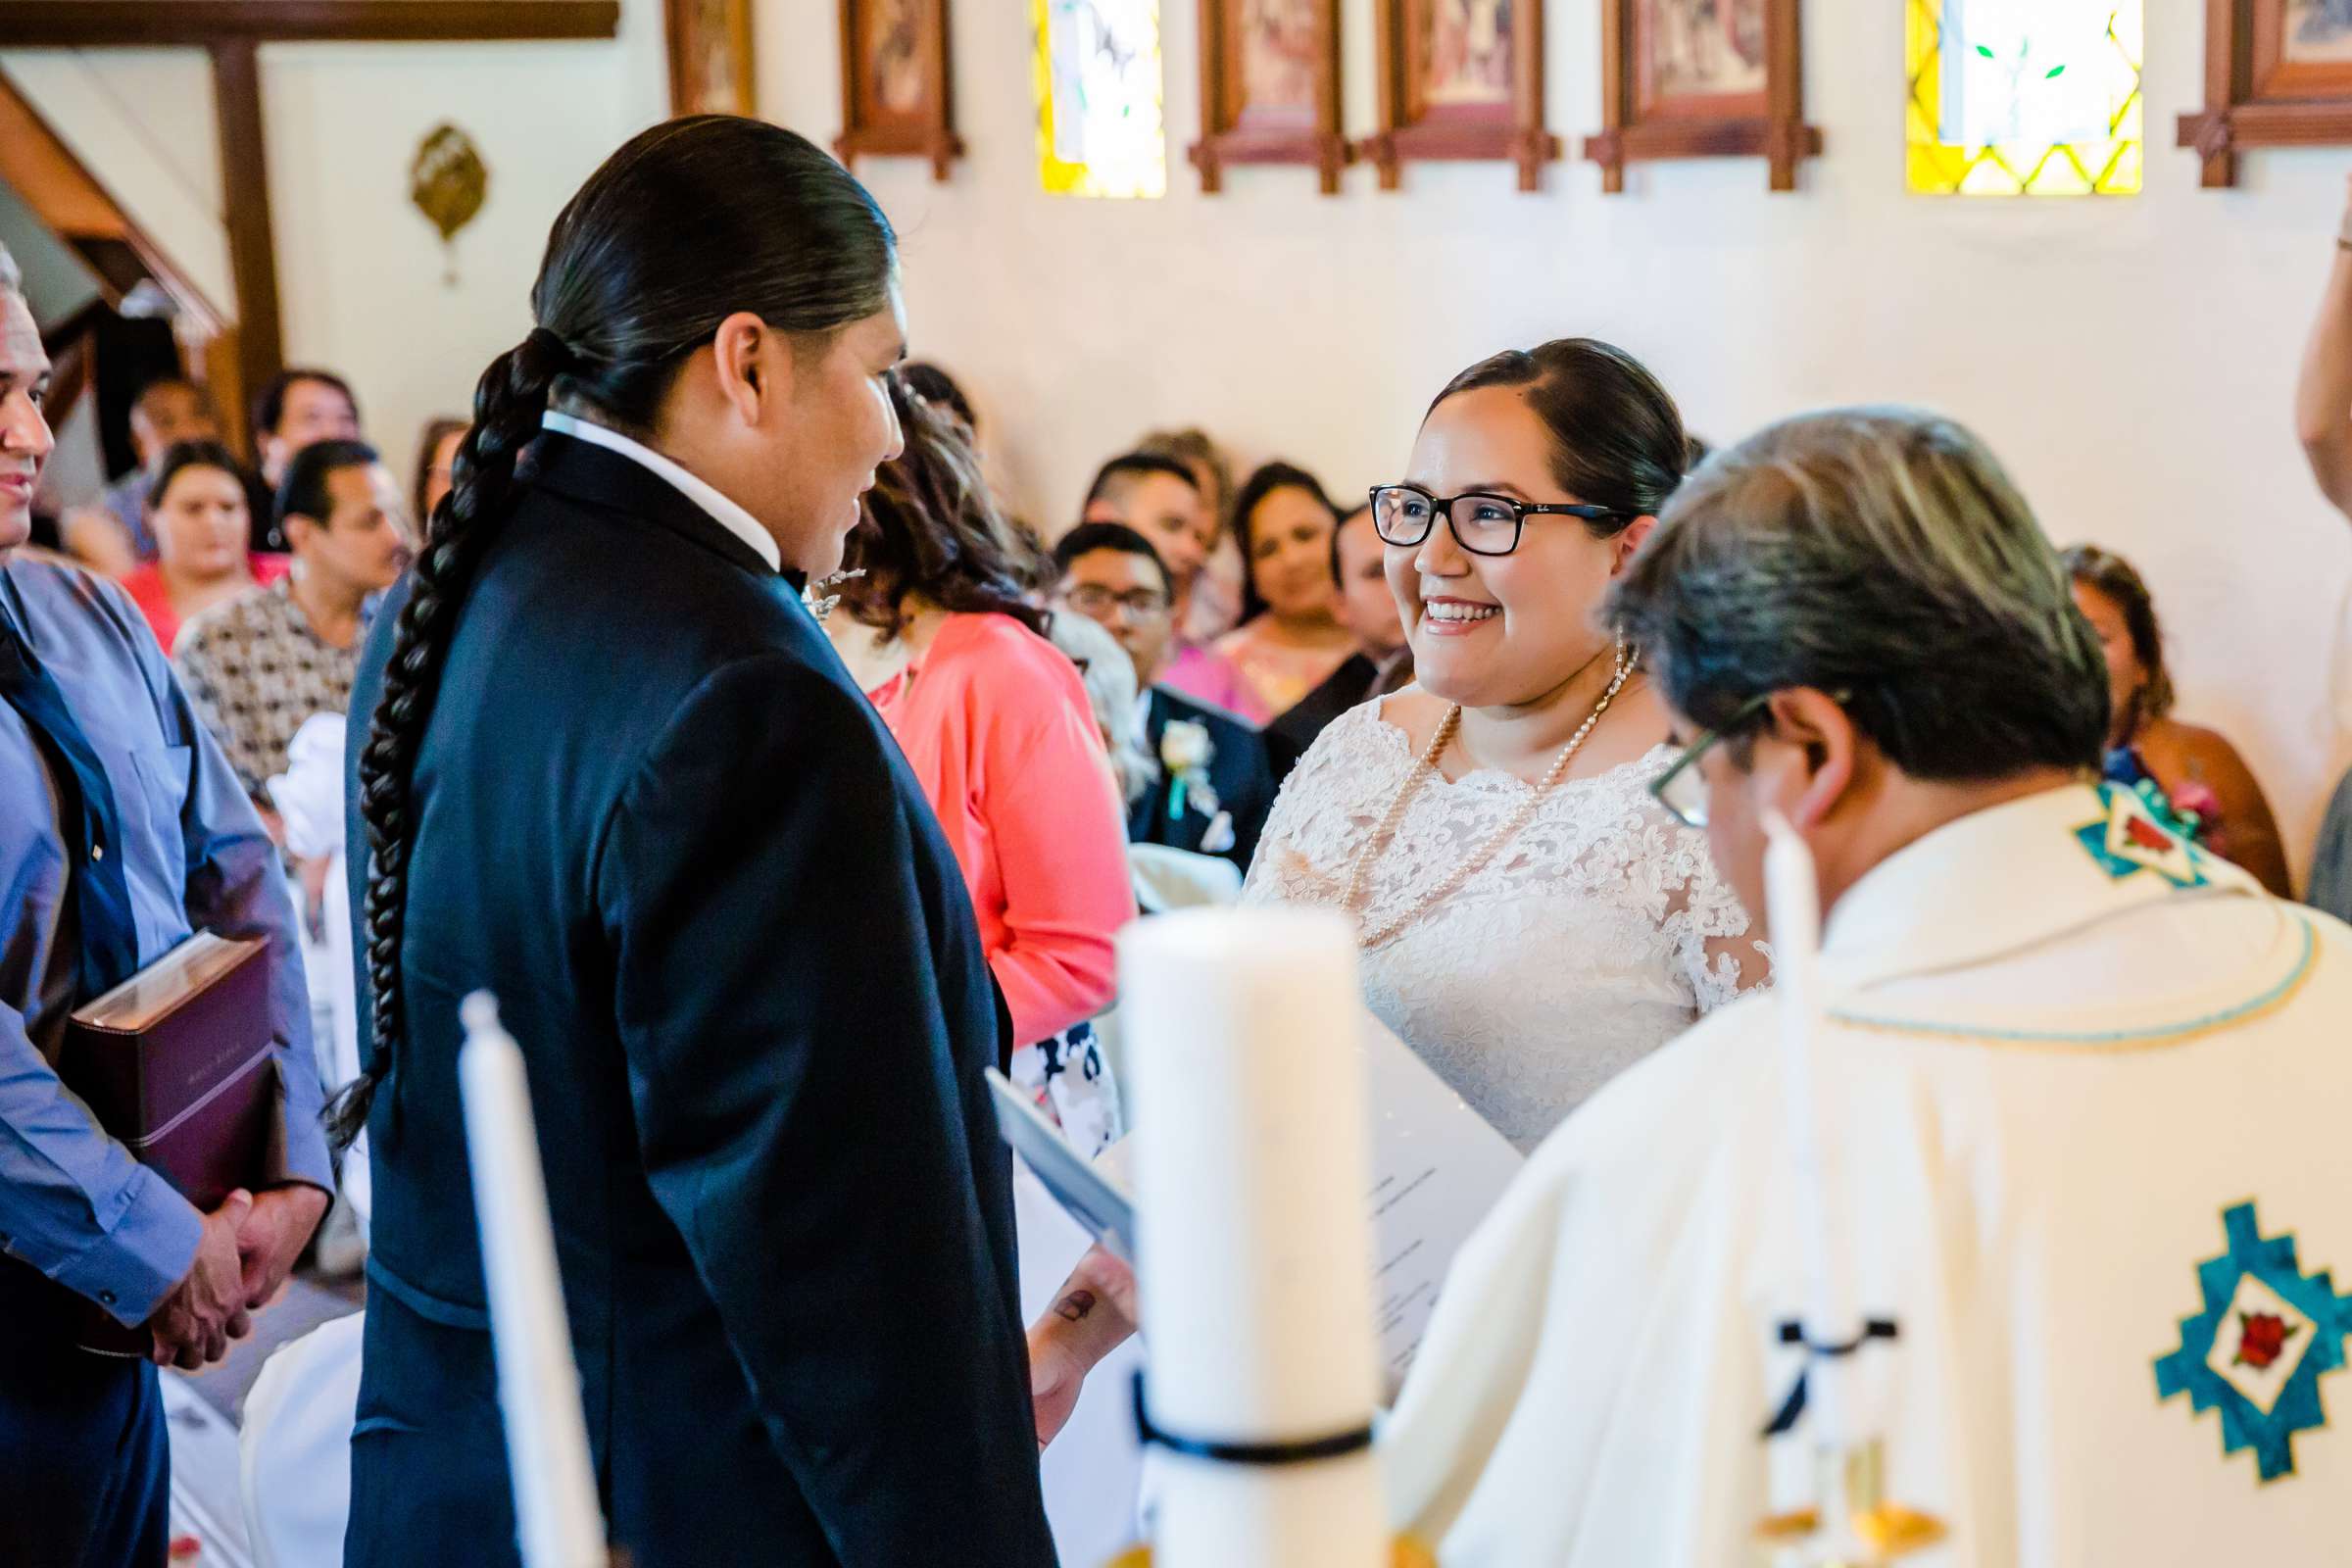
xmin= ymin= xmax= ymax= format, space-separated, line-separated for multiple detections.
xmin=1341 ymin=645 xmax=1639 ymax=952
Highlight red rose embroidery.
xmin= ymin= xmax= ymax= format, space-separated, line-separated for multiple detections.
xmin=2125 ymin=815 xmax=2176 ymax=854
xmin=2234 ymin=1311 xmax=2302 ymax=1371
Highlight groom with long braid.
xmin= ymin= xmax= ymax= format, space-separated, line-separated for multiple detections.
xmin=339 ymin=121 xmax=1055 ymax=1567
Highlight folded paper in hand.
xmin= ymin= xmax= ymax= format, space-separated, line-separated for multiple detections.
xmin=993 ymin=1009 xmax=1522 ymax=1394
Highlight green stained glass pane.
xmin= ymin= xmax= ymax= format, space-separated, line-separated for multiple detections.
xmin=1908 ymin=1 xmax=2141 ymax=198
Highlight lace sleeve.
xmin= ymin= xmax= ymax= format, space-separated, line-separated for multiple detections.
xmin=1654 ymin=816 xmax=1772 ymax=1011
xmin=1240 ymin=702 xmax=1382 ymax=908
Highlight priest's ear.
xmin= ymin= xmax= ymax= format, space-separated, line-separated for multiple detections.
xmin=1753 ymin=687 xmax=1858 ymax=833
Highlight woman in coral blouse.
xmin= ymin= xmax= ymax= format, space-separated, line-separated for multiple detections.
xmin=829 ymin=380 xmax=1137 ymax=1152
xmin=121 ymin=440 xmax=288 ymax=651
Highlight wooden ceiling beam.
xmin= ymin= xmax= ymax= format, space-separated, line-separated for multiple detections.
xmin=0 ymin=74 xmax=222 ymax=331
xmin=0 ymin=2 xmax=619 ymax=48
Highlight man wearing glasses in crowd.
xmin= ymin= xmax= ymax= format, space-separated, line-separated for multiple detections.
xmin=1051 ymin=521 xmax=1275 ymax=872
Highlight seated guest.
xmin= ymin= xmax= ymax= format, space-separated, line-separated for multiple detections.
xmin=121 ymin=441 xmax=289 ymax=652
xmin=1138 ymin=424 xmax=1245 ymax=645
xmin=174 ymin=439 xmax=408 ymax=802
xmin=1213 ymin=461 xmax=1358 ymax=717
xmin=1370 ymin=407 xmax=2352 ymax=1564
xmin=1265 ymin=499 xmax=1412 ymax=779
xmin=832 ymin=381 xmax=1137 ymax=1155
xmin=410 ymin=416 xmax=466 ymax=534
xmin=1053 ymin=521 xmax=1277 ymax=872
xmin=61 ymin=375 xmax=220 ymax=573
xmin=2064 ymin=544 xmax=2292 ymax=897
xmin=1046 ymin=602 xmax=1159 ymax=811
xmin=899 ymin=361 xmax=977 ymax=437
xmin=1083 ymin=451 xmax=1266 ymax=721
xmin=250 ymin=368 xmax=361 ymax=493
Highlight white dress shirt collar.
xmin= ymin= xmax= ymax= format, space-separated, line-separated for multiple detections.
xmin=1133 ymin=685 xmax=1158 ymax=739
xmin=541 ymin=410 xmax=780 ymax=572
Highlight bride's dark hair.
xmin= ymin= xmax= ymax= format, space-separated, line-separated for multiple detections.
xmin=326 ymin=117 xmax=898 ymax=1147
xmin=1432 ymin=338 xmax=1688 ymax=535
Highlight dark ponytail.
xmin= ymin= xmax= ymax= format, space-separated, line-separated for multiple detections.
xmin=324 ymin=118 xmax=898 ymax=1147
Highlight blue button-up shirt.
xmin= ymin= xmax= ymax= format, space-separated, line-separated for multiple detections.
xmin=1 ymin=558 xmax=331 ymax=1326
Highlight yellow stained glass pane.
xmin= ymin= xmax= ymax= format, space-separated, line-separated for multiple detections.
xmin=1907 ymin=0 xmax=2142 ymax=197
xmin=1033 ymin=0 xmax=1168 ymax=199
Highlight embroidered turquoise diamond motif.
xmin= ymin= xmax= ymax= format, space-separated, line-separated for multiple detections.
xmin=2155 ymin=1202 xmax=2352 ymax=1481
xmin=2076 ymin=782 xmax=2209 ymax=888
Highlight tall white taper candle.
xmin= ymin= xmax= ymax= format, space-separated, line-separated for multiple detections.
xmin=1760 ymin=814 xmax=1859 ymax=1449
xmin=1120 ymin=907 xmax=1387 ymax=1568
xmin=459 ymin=992 xmax=607 ymax=1568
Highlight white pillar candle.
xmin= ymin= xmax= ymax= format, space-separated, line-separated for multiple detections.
xmin=1761 ymin=815 xmax=1858 ymax=1447
xmin=1120 ymin=907 xmax=1387 ymax=1568
xmin=459 ymin=992 xmax=607 ymax=1568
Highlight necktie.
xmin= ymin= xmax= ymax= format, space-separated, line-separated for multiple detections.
xmin=0 ymin=586 xmax=143 ymax=999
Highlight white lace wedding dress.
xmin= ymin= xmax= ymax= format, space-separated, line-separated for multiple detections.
xmin=1243 ymin=699 xmax=1763 ymax=1152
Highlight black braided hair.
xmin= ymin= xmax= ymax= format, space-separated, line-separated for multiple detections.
xmin=321 ymin=117 xmax=898 ymax=1148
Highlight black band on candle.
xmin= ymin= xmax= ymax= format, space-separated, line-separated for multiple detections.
xmin=1760 ymin=1317 xmax=1901 ymax=1437
xmin=1132 ymin=1372 xmax=1375 ymax=1466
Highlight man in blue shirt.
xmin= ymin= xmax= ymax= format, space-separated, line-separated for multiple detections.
xmin=0 ymin=244 xmax=332 ymax=1564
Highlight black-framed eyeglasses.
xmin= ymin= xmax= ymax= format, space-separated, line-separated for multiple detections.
xmin=1647 ymin=688 xmax=1853 ymax=829
xmin=1060 ymin=584 xmax=1172 ymax=620
xmin=1368 ymin=484 xmax=1632 ymax=559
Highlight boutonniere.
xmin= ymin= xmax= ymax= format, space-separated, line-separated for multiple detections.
xmin=1160 ymin=718 xmax=1221 ymax=823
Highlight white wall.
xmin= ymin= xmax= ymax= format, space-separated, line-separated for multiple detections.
xmin=0 ymin=47 xmax=235 ymax=313
xmin=255 ymin=11 xmax=669 ymax=459
xmin=3 ymin=3 xmax=669 ymax=471
xmin=763 ymin=0 xmax=2352 ymax=867
xmin=11 ymin=1 xmax=2349 ymax=862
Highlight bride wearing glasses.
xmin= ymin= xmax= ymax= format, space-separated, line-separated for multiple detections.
xmin=1242 ymin=338 xmax=1767 ymax=1152
xmin=1021 ymin=338 xmax=1771 ymax=1456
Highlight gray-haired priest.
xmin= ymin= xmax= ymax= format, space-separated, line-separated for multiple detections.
xmin=1380 ymin=409 xmax=2352 ymax=1563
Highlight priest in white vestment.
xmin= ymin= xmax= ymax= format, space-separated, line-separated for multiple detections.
xmin=1382 ymin=408 xmax=2352 ymax=1565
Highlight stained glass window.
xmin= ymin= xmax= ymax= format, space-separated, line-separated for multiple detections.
xmin=1907 ymin=0 xmax=2143 ymax=196
xmin=1033 ymin=0 xmax=1168 ymax=198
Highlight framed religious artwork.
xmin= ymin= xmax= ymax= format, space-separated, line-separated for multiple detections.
xmin=837 ymin=0 xmax=964 ymax=181
xmin=1360 ymin=0 xmax=1559 ymax=192
xmin=2180 ymin=0 xmax=2352 ymax=187
xmin=663 ymin=0 xmax=755 ymax=117
xmin=1583 ymin=0 xmax=1820 ymax=193
xmin=1190 ymin=0 xmax=1350 ymax=193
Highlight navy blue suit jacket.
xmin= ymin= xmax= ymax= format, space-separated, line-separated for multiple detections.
xmin=1126 ymin=685 xmax=1276 ymax=874
xmin=341 ymin=434 xmax=1054 ymax=1568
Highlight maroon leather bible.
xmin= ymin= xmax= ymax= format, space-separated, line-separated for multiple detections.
xmin=58 ymin=932 xmax=275 ymax=1355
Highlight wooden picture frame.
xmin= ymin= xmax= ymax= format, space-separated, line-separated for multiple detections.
xmin=663 ymin=0 xmax=755 ymax=117
xmin=1360 ymin=0 xmax=1559 ymax=193
xmin=1190 ymin=0 xmax=1350 ymax=194
xmin=837 ymin=0 xmax=962 ymax=181
xmin=2180 ymin=0 xmax=2352 ymax=187
xmin=1583 ymin=0 xmax=1819 ymax=193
